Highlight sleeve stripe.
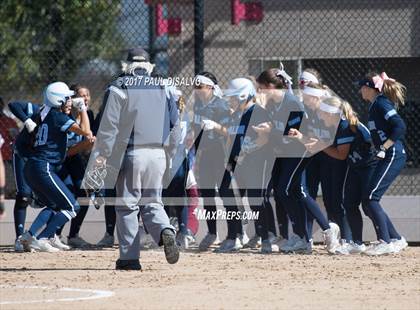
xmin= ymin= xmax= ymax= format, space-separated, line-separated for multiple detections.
xmin=384 ymin=109 xmax=397 ymax=120
xmin=337 ymin=136 xmax=355 ymax=145
xmin=109 ymin=85 xmax=127 ymax=99
xmin=60 ymin=119 xmax=75 ymax=132
xmin=27 ymin=102 xmax=33 ymax=117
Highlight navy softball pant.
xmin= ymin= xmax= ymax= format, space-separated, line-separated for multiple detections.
xmin=363 ymin=145 xmax=406 ymax=243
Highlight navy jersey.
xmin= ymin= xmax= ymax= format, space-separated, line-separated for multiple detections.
xmin=267 ymin=92 xmax=306 ymax=156
xmin=29 ymin=108 xmax=75 ymax=164
xmin=227 ymin=103 xmax=271 ymax=164
xmin=192 ymin=96 xmax=230 ymax=149
xmin=347 ymin=123 xmax=376 ymax=167
xmin=9 ymin=101 xmax=41 ymax=159
xmin=368 ymin=94 xmax=406 ymax=149
xmin=332 ymin=119 xmax=355 ymax=147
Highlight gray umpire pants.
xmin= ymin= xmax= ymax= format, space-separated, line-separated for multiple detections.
xmin=115 ymin=147 xmax=174 ymax=260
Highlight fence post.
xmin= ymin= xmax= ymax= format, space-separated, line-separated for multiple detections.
xmin=194 ymin=0 xmax=204 ymax=75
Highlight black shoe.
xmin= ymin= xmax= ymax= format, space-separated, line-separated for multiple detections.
xmin=115 ymin=259 xmax=142 ymax=270
xmin=161 ymin=228 xmax=180 ymax=264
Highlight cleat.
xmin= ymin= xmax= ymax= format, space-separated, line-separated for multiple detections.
xmin=31 ymin=238 xmax=60 ymax=252
xmin=19 ymin=231 xmax=36 ymax=252
xmin=239 ymin=231 xmax=249 ymax=246
xmin=198 ymin=233 xmax=218 ymax=251
xmin=116 ymin=259 xmax=142 ymax=270
xmin=287 ymin=237 xmax=311 ymax=254
xmin=49 ymin=234 xmax=71 ymax=250
xmin=261 ymin=239 xmax=272 ymax=254
xmin=176 ymin=232 xmax=190 ymax=250
xmin=280 ymin=235 xmax=300 ymax=252
xmin=97 ymin=232 xmax=115 ymax=247
xmin=68 ymin=234 xmax=91 ymax=248
xmin=161 ymin=228 xmax=180 ymax=264
xmin=214 ymin=238 xmax=242 ymax=253
xmin=391 ymin=236 xmax=408 ymax=253
xmin=323 ymin=223 xmax=340 ymax=254
xmin=243 ymin=234 xmax=261 ymax=248
xmin=14 ymin=238 xmax=24 ymax=252
xmin=364 ymin=240 xmax=395 ymax=256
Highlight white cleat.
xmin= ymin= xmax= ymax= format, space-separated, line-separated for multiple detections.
xmin=214 ymin=238 xmax=242 ymax=253
xmin=239 ymin=232 xmax=250 ymax=246
xmin=49 ymin=234 xmax=71 ymax=250
xmin=198 ymin=233 xmax=218 ymax=251
xmin=31 ymin=238 xmax=60 ymax=252
xmin=347 ymin=242 xmax=366 ymax=254
xmin=364 ymin=240 xmax=396 ymax=256
xmin=68 ymin=235 xmax=91 ymax=248
xmin=391 ymin=236 xmax=408 ymax=253
xmin=243 ymin=234 xmax=261 ymax=248
xmin=323 ymin=223 xmax=340 ymax=254
xmin=261 ymin=239 xmax=272 ymax=254
xmin=96 ymin=232 xmax=115 ymax=247
xmin=14 ymin=238 xmax=24 ymax=252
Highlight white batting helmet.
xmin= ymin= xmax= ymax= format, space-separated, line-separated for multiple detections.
xmin=43 ymin=82 xmax=75 ymax=108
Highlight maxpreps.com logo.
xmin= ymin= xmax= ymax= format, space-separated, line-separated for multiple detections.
xmin=193 ymin=209 xmax=259 ymax=221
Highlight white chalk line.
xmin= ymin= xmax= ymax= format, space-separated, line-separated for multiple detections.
xmin=0 ymin=285 xmax=114 ymax=305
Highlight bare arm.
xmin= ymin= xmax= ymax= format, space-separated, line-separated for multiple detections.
xmin=67 ymin=139 xmax=95 ymax=157
xmin=322 ymin=144 xmax=351 ymax=160
xmin=68 ymin=123 xmax=93 ymax=141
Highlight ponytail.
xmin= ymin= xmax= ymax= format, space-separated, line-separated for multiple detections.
xmin=366 ymin=71 xmax=406 ymax=109
xmin=322 ymin=97 xmax=359 ymax=132
xmin=341 ymin=100 xmax=359 ymax=131
xmin=382 ymin=79 xmax=406 ymax=109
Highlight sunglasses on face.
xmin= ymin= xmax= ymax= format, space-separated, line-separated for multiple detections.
xmin=299 ymin=79 xmax=308 ymax=86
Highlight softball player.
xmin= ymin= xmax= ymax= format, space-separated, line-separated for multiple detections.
xmin=8 ymin=101 xmax=39 ymax=251
xmin=254 ymin=68 xmax=306 ymax=248
xmin=298 ymin=68 xmax=322 ymax=90
xmin=336 ymin=120 xmax=377 ymax=254
xmin=162 ymin=84 xmax=198 ymax=249
xmin=216 ymin=77 xmax=272 ymax=253
xmin=57 ymin=91 xmax=95 ymax=248
xmin=10 ymin=100 xmax=71 ymax=250
xmin=190 ymin=72 xmax=231 ymax=251
xmin=17 ymin=82 xmax=93 ymax=252
xmin=357 ymin=72 xmax=408 ymax=255
xmin=282 ymin=84 xmax=343 ymax=253
xmin=305 ymin=95 xmax=354 ymax=244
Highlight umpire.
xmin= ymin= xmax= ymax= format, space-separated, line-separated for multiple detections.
xmin=93 ymin=47 xmax=181 ymax=270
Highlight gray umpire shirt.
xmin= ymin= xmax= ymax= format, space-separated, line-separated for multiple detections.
xmin=92 ymin=69 xmax=181 ymax=188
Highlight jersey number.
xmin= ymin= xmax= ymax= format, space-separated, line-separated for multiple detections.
xmin=34 ymin=124 xmax=48 ymax=147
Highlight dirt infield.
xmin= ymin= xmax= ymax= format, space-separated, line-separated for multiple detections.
xmin=0 ymin=245 xmax=419 ymax=310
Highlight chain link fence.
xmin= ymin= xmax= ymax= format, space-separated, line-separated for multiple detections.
xmin=1 ymin=0 xmax=419 ymax=197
